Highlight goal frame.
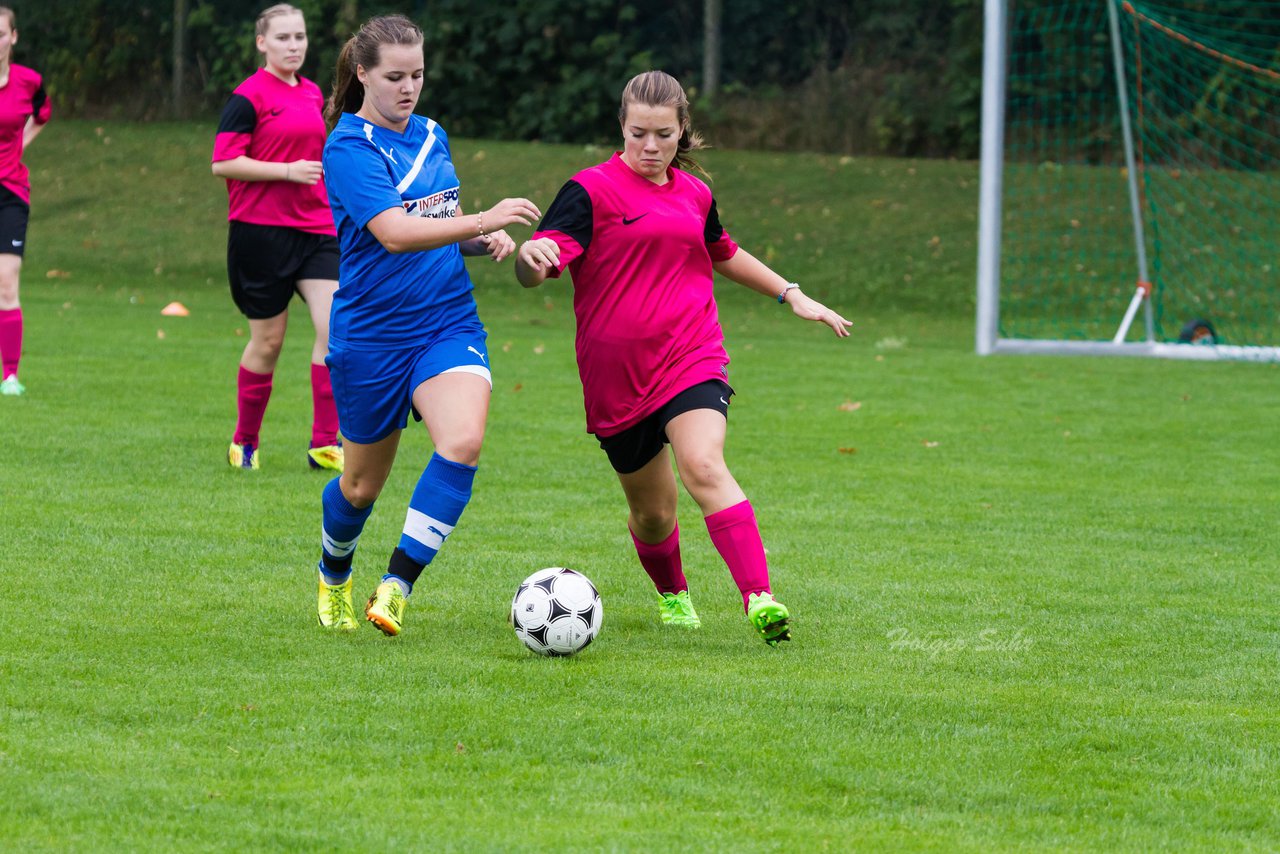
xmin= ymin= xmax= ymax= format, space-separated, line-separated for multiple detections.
xmin=975 ymin=0 xmax=1280 ymax=363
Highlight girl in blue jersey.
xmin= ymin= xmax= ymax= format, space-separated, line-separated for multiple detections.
xmin=314 ymin=14 xmax=541 ymax=635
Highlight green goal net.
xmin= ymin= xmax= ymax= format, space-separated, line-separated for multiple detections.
xmin=979 ymin=0 xmax=1280 ymax=358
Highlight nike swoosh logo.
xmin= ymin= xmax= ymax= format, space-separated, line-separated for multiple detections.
xmin=719 ymin=397 xmax=728 ymax=405
xmin=621 ymin=214 xmax=648 ymax=225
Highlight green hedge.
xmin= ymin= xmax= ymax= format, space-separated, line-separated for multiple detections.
xmin=21 ymin=0 xmax=983 ymax=156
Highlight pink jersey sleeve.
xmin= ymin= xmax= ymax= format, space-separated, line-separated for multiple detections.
xmin=532 ymin=230 xmax=584 ymax=277
xmin=532 ymin=179 xmax=593 ymax=277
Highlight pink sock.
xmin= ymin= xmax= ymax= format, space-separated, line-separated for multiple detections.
xmin=310 ymin=362 xmax=340 ymax=446
xmin=233 ymin=366 xmax=273 ymax=447
xmin=0 ymin=308 xmax=22 ymax=378
xmin=705 ymin=500 xmax=771 ymax=611
xmin=631 ymin=523 xmax=688 ymax=595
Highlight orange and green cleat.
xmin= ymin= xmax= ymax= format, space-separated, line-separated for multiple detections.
xmin=365 ymin=581 xmax=407 ymax=636
xmin=308 ymin=443 xmax=344 ymax=472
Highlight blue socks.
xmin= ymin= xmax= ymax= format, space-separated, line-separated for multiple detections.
xmin=386 ymin=452 xmax=477 ymax=593
xmin=319 ymin=477 xmax=373 ymax=585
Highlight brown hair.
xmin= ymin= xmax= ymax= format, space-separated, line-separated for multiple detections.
xmin=619 ymin=70 xmax=709 ymax=178
xmin=0 ymin=7 xmax=16 ymax=31
xmin=255 ymin=4 xmax=302 ymax=38
xmin=325 ymin=14 xmax=423 ymax=130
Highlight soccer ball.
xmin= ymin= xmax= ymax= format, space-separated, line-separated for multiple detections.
xmin=511 ymin=567 xmax=602 ymax=656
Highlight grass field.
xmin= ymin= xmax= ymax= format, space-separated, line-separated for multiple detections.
xmin=3 ymin=121 xmax=1278 ymax=851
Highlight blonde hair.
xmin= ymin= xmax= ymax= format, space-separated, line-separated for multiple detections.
xmin=326 ymin=14 xmax=423 ymax=130
xmin=619 ymin=70 xmax=709 ymax=178
xmin=255 ymin=4 xmax=303 ymax=38
xmin=0 ymin=7 xmax=15 ymax=31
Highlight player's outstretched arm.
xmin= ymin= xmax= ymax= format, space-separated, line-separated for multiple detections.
xmin=456 ymin=206 xmax=518 ymax=262
xmin=369 ymin=197 xmax=541 ymax=255
xmin=515 ymin=238 xmax=561 ymax=288
xmin=714 ymin=248 xmax=852 ymax=338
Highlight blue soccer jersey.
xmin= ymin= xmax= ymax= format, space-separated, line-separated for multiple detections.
xmin=323 ymin=112 xmax=475 ymax=349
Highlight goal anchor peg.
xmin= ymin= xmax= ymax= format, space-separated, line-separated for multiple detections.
xmin=1111 ymin=281 xmax=1153 ymax=344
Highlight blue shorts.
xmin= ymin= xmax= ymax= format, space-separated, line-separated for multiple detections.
xmin=326 ymin=317 xmax=491 ymax=444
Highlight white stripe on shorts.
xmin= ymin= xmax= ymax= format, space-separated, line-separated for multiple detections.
xmin=440 ymin=364 xmax=492 ymax=387
xmin=403 ymin=507 xmax=455 ymax=552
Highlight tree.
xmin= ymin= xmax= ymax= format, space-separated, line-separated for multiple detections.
xmin=702 ymin=0 xmax=721 ymax=102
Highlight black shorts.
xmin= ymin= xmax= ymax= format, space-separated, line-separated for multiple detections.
xmin=227 ymin=221 xmax=340 ymax=319
xmin=596 ymin=380 xmax=734 ymax=474
xmin=0 ymin=184 xmax=30 ymax=257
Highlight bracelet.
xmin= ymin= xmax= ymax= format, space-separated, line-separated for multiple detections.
xmin=777 ymin=282 xmax=800 ymax=304
xmin=477 ymin=211 xmax=486 ymax=237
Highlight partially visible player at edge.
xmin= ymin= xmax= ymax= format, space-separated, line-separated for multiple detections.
xmin=211 ymin=4 xmax=343 ymax=472
xmin=515 ymin=70 xmax=851 ymax=645
xmin=0 ymin=7 xmax=51 ymax=398
xmin=315 ymin=14 xmax=540 ymax=635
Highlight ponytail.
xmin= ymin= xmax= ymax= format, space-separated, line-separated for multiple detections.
xmin=325 ymin=38 xmax=362 ymax=130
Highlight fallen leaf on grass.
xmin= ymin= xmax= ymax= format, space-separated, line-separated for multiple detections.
xmin=46 ymin=269 xmax=71 ymax=279
xmin=837 ymin=400 xmax=862 ymax=412
xmin=837 ymin=447 xmax=857 ymax=455
xmin=922 ymin=440 xmax=939 ymax=448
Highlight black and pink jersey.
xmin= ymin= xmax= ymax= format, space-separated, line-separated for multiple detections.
xmin=0 ymin=64 xmax=51 ymax=204
xmin=212 ymin=68 xmax=334 ymax=235
xmin=533 ymin=153 xmax=739 ymax=437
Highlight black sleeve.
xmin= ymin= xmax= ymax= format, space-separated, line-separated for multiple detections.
xmin=704 ymin=197 xmax=726 ymax=244
xmin=216 ymin=94 xmax=257 ymax=135
xmin=31 ymin=86 xmax=47 ymax=122
xmin=539 ymin=180 xmax=592 ymax=253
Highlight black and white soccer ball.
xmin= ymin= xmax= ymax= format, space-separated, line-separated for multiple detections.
xmin=511 ymin=567 xmax=602 ymax=656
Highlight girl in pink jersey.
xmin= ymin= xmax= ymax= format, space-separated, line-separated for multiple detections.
xmin=0 ymin=7 xmax=51 ymax=398
xmin=212 ymin=4 xmax=342 ymax=472
xmin=516 ymin=70 xmax=851 ymax=645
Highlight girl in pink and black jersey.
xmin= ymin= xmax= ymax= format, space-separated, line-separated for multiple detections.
xmin=212 ymin=4 xmax=342 ymax=472
xmin=516 ymin=71 xmax=851 ymax=645
xmin=0 ymin=7 xmax=51 ymax=398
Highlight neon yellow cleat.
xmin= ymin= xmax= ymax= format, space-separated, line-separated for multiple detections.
xmin=317 ymin=575 xmax=359 ymax=632
xmin=228 ymin=442 xmax=259 ymax=470
xmin=657 ymin=590 xmax=701 ymax=628
xmin=365 ymin=581 xmax=407 ymax=636
xmin=746 ymin=591 xmax=792 ymax=646
xmin=308 ymin=443 xmax=344 ymax=472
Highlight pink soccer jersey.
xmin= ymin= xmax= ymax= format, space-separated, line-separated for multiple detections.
xmin=0 ymin=64 xmax=51 ymax=204
xmin=212 ymin=68 xmax=334 ymax=235
xmin=533 ymin=153 xmax=739 ymax=437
